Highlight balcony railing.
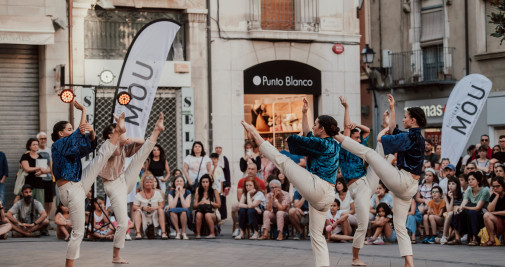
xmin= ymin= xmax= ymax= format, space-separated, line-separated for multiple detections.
xmin=248 ymin=0 xmax=319 ymax=32
xmin=388 ymin=47 xmax=455 ymax=86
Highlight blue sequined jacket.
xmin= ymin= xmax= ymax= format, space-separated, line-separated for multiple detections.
xmin=381 ymin=127 xmax=425 ymax=175
xmin=52 ymin=129 xmax=97 ymax=182
xmin=287 ymin=132 xmax=341 ymax=185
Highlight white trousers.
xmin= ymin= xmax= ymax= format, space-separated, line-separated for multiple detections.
xmin=341 ymin=137 xmax=419 ymax=257
xmin=260 ymin=141 xmax=334 ymax=267
xmin=103 ymin=139 xmax=155 ymax=249
xmin=58 ymin=140 xmax=117 ymax=260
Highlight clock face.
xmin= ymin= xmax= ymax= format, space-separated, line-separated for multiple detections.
xmin=99 ymin=70 xmax=114 ymax=84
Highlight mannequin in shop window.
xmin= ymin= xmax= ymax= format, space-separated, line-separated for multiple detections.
xmin=251 ymin=100 xmax=270 ymax=132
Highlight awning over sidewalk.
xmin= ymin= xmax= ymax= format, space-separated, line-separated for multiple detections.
xmin=0 ymin=15 xmax=55 ymax=45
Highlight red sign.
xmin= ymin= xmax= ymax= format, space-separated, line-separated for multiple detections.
xmin=332 ymin=44 xmax=344 ymax=54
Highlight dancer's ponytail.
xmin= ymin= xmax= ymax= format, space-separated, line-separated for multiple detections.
xmin=407 ymin=107 xmax=427 ymax=128
xmin=316 ymin=115 xmax=340 ymax=136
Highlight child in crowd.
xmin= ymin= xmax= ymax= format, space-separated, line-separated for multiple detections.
xmin=325 ymin=199 xmax=353 ymax=242
xmin=368 ymin=203 xmax=396 ymax=245
xmin=55 ymin=202 xmax=72 ymax=241
xmin=440 ymin=177 xmax=463 ymax=244
xmin=89 ymin=196 xmax=115 ymax=240
xmin=406 ymin=198 xmax=422 ymax=244
xmin=422 ymin=186 xmax=446 ymax=244
xmin=210 ymin=153 xmax=225 ymax=196
xmin=459 ymin=174 xmax=469 ymax=193
xmin=416 ymin=168 xmax=439 ymax=214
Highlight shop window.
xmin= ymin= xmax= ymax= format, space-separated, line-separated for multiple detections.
xmin=244 ymin=94 xmax=314 ymax=149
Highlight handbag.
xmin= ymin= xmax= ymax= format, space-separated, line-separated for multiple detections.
xmin=196 ymin=203 xmax=213 ymax=214
xmin=191 ymin=157 xmax=205 ymax=193
xmin=13 ymin=168 xmax=28 ymax=195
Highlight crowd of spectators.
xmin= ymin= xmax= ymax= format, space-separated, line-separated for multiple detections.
xmin=1 ymin=130 xmax=504 ymax=249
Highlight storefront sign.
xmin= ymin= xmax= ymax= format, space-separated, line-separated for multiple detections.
xmin=244 ymin=60 xmax=321 ymax=94
xmin=404 ymin=97 xmax=448 ymax=124
xmin=181 ymin=87 xmax=195 ymax=157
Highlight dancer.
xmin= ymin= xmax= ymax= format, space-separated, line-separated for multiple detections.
xmin=242 ymin=97 xmax=340 ymax=267
xmin=338 ymin=96 xmax=385 ymax=266
xmin=99 ymin=113 xmax=165 ymax=264
xmin=52 ymin=101 xmax=124 ymax=267
xmin=335 ymin=94 xmax=426 ymax=267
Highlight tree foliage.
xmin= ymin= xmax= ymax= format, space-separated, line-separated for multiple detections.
xmin=489 ymin=0 xmax=505 ymax=45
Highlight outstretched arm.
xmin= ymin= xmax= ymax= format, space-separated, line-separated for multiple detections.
xmin=339 ymin=96 xmax=351 ymax=137
xmin=387 ymin=94 xmax=396 ymax=135
xmin=301 ymin=98 xmax=310 ymax=137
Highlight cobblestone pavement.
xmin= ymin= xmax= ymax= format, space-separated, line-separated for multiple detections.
xmin=1 ymin=221 xmax=503 ymax=267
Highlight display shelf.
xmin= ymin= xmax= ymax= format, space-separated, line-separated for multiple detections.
xmin=258 ymin=130 xmax=301 ymax=135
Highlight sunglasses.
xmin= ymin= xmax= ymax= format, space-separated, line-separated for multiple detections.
xmin=492 ymin=185 xmax=501 ymax=189
xmin=481 ymin=139 xmax=489 ymax=142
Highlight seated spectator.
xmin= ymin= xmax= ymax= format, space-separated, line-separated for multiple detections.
xmin=437 ymin=158 xmax=450 ymax=182
xmin=289 ymin=188 xmax=309 ymax=240
xmin=464 ymin=162 xmax=477 ymax=174
xmin=493 ymin=164 xmax=505 ymax=181
xmin=493 ymin=145 xmax=501 ymax=157
xmin=260 ymin=179 xmax=291 ymax=240
xmin=335 ymin=178 xmax=357 ymax=234
xmin=406 ymin=198 xmax=422 ymax=244
xmin=194 ymin=174 xmax=221 ymax=239
xmin=440 ymin=177 xmax=463 ymax=244
xmin=416 ymin=168 xmax=438 ymax=214
xmin=88 ymin=196 xmax=115 ymax=240
xmin=325 ymin=199 xmax=353 ymax=242
xmin=367 ymin=203 xmax=396 ymax=245
xmin=483 ymin=176 xmax=505 ymax=246
xmin=55 ymin=202 xmax=72 ymax=241
xmin=449 ymin=171 xmax=490 ymax=245
xmin=459 ymin=174 xmax=469 ymax=192
xmin=232 ymin=163 xmax=266 ymax=237
xmin=152 ymin=178 xmax=166 ymax=204
xmin=0 ymin=201 xmax=12 ymax=239
xmin=133 ymin=172 xmax=167 ymax=239
xmin=6 ymin=184 xmax=49 ymax=237
xmin=370 ymin=181 xmax=393 ymax=220
xmin=260 ymin=153 xmax=276 ymax=181
xmin=461 ymin=145 xmax=476 ymax=173
xmin=235 ymin=177 xmax=265 ymax=240
xmin=422 ymin=186 xmax=446 ymax=244
xmin=166 ymin=175 xmax=191 ymax=240
xmin=440 ymin=163 xmax=456 ymax=195
xmin=271 ymin=170 xmax=293 ymax=197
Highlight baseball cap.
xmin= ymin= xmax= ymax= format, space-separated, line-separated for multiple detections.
xmin=444 ymin=164 xmax=456 ymax=171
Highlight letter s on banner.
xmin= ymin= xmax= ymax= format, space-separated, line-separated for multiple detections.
xmin=113 ymin=19 xmax=181 ymax=138
xmin=441 ymin=74 xmax=492 ymax=165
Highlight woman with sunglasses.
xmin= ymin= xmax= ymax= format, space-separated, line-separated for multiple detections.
xmin=483 ymin=176 xmax=505 ymax=246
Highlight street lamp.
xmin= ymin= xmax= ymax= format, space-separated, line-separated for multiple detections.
xmin=361 ymin=44 xmax=375 ymax=64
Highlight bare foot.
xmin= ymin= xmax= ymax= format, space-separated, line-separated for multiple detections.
xmin=154 ymin=112 xmax=165 ymax=133
xmin=382 ymin=110 xmax=389 ymax=129
xmin=113 ymin=112 xmax=126 ymax=134
xmin=112 ymin=257 xmax=129 ymax=264
xmin=352 ymin=259 xmax=367 ymax=266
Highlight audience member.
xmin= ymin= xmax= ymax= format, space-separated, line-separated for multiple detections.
xmin=235 ymin=177 xmax=265 ymax=240
xmin=459 ymin=174 xmax=469 ymax=193
xmin=370 ymin=181 xmax=393 ymax=220
xmin=416 ymin=168 xmax=439 ymax=214
xmin=483 ymin=176 xmax=505 ymax=246
xmin=289 ymin=188 xmax=309 ymax=240
xmin=232 ymin=163 xmax=266 ymax=237
xmin=145 ymin=144 xmax=170 ymax=193
xmin=406 ymin=198 xmax=422 ymax=244
xmin=20 ymin=138 xmax=50 ymax=206
xmin=55 ymin=202 xmax=72 ymax=241
xmin=449 ymin=172 xmax=490 ymax=245
xmin=422 ymin=186 xmax=446 ymax=244
xmin=194 ymin=174 xmax=221 ymax=239
xmin=472 ymin=146 xmax=490 ymax=173
xmin=6 ymin=184 xmax=49 ymax=237
xmin=335 ymin=178 xmax=357 ymax=234
xmin=0 ymin=151 xmax=7 ymax=204
xmin=424 ymin=140 xmax=440 ymax=169
xmin=239 ymin=141 xmax=261 ymax=176
xmin=325 ymin=199 xmax=353 ymax=242
xmin=0 ymin=200 xmax=11 ymax=239
xmin=471 ymin=134 xmax=492 ymax=160
xmin=368 ymin=203 xmax=396 ymax=245
xmin=440 ymin=164 xmax=456 ymax=194
xmin=260 ymin=179 xmax=291 ymax=241
xmin=184 ymin=141 xmax=212 ymax=188
xmin=492 ymin=135 xmax=505 ymax=162
xmin=133 ymin=172 xmax=167 ymax=239
xmin=440 ymin=177 xmax=463 ymax=244
xmin=166 ymin=175 xmax=191 ymax=240
xmin=214 ymin=145 xmax=231 ymax=220
xmin=210 ymin=153 xmax=225 ymax=196
xmin=461 ymin=145 xmax=476 ymax=173
xmin=88 ymin=196 xmax=114 ymax=240
xmin=36 ymin=132 xmax=54 ymax=219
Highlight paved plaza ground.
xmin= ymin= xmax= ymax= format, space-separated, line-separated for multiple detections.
xmin=1 ymin=221 xmax=503 ymax=267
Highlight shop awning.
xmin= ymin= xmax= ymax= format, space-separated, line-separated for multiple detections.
xmin=0 ymin=16 xmax=55 ymax=45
